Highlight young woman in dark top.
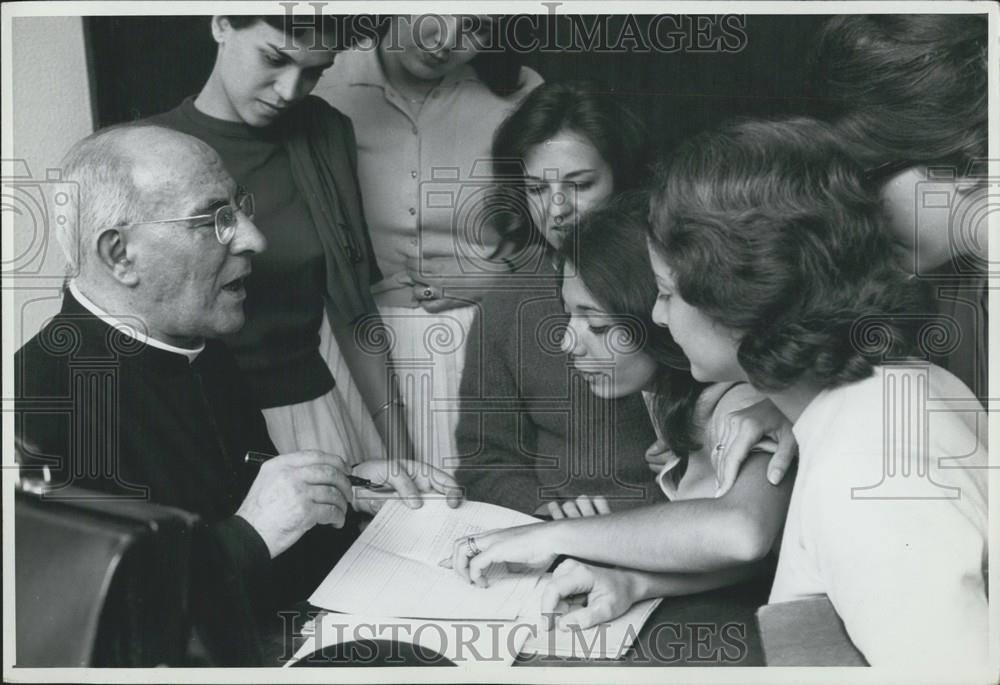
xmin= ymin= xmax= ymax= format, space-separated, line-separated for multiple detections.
xmin=151 ymin=15 xmax=414 ymax=466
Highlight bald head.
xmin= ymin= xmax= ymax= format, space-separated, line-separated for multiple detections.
xmin=123 ymin=126 xmax=226 ymax=197
xmin=57 ymin=124 xmax=230 ymax=273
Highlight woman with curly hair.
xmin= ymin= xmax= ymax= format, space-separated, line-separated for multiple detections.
xmin=646 ymin=117 xmax=988 ymax=666
xmin=455 ymin=82 xmax=796 ymax=517
xmin=809 ymin=14 xmax=989 ymax=403
xmin=447 ymin=199 xmax=794 ymax=630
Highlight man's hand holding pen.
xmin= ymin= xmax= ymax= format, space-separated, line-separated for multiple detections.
xmin=236 ymin=450 xmax=353 ymax=559
xmin=237 ymin=451 xmax=463 ymax=558
xmin=350 ymin=458 xmax=463 ymax=516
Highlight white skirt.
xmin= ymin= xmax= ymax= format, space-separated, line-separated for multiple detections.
xmin=372 ymin=304 xmax=474 ymax=474
xmin=261 ymin=306 xmax=473 ymax=475
xmin=261 ymin=313 xmax=386 ymax=465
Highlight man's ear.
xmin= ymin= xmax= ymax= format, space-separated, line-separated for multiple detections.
xmin=95 ymin=228 xmax=139 ymax=287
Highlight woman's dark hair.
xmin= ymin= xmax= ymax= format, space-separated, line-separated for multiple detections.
xmin=808 ymin=15 xmax=987 ymax=173
xmin=559 ymin=195 xmax=708 ymax=467
xmin=648 ymin=117 xmax=920 ymax=393
xmin=223 ymin=15 xmax=369 ymax=51
xmin=491 ymin=81 xmax=648 ymax=256
xmin=372 ymin=15 xmax=531 ymax=95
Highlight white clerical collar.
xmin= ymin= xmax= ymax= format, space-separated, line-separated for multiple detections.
xmin=69 ymin=281 xmax=205 ymax=363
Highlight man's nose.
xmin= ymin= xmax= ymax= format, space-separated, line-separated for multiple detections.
xmin=230 ymin=212 xmax=267 ymax=256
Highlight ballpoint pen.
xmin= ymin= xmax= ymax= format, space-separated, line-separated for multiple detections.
xmin=244 ymin=451 xmax=394 ymax=491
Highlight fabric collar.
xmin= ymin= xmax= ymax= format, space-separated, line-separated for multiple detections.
xmin=69 ymin=281 xmax=204 ymax=363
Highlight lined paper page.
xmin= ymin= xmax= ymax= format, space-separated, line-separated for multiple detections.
xmin=309 ymin=498 xmax=543 ymax=620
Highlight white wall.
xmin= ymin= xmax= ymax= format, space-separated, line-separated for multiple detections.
xmin=9 ymin=16 xmax=95 ymax=346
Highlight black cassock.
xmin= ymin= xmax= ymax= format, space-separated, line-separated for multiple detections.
xmin=15 ymin=291 xmax=357 ymax=665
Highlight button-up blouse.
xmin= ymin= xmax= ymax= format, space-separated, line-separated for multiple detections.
xmin=314 ymin=41 xmax=542 ymax=307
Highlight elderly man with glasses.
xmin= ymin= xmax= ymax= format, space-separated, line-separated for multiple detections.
xmin=14 ymin=124 xmax=460 ymax=665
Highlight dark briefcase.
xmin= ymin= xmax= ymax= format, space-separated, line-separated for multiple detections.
xmin=15 ymin=479 xmax=200 ymax=667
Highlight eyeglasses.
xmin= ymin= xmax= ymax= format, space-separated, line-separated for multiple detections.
xmin=116 ymin=186 xmax=255 ymax=245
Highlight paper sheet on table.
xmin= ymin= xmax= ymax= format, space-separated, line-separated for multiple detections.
xmin=518 ymin=577 xmax=662 ymax=660
xmin=309 ymin=497 xmax=543 ymax=620
xmin=285 ymin=612 xmax=531 ymax=667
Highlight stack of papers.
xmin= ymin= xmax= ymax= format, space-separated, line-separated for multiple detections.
xmin=308 ymin=498 xmax=542 ymax=620
xmin=294 ymin=497 xmax=662 ymax=665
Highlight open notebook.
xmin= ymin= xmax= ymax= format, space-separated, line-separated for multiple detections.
xmin=308 ymin=497 xmax=543 ymax=620
xmin=286 ymin=595 xmax=660 ymax=666
xmin=301 ymin=497 xmax=661 ymax=663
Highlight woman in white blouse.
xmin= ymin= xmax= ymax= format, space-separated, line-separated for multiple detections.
xmin=313 ymin=15 xmax=542 ymax=470
xmin=447 ymin=199 xmax=794 ymax=628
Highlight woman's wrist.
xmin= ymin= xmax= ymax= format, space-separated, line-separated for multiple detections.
xmin=619 ymin=568 xmax=650 ymax=603
xmin=372 ymin=397 xmax=403 ymax=421
xmin=542 ymin=518 xmax=575 ymax=556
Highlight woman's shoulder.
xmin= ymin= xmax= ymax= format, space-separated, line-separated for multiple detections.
xmin=292 ymin=96 xmax=352 ymax=127
xmin=712 ymin=382 xmax=764 ymax=416
xmin=312 ymin=45 xmax=370 ymax=104
xmin=695 ymin=382 xmax=766 ymax=464
xmin=492 ymin=66 xmax=543 ymax=106
xmin=516 ymin=66 xmax=545 ymax=94
xmin=478 ymin=281 xmax=562 ymax=323
xmin=698 ymin=382 xmax=761 ymax=426
xmin=278 ymin=96 xmax=356 ymax=147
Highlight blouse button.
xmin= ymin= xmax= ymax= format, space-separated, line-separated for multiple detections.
xmin=411 ymin=126 xmax=419 ymax=135
xmin=411 ymin=170 xmax=418 ymax=179
xmin=408 ymin=207 xmax=417 ymax=216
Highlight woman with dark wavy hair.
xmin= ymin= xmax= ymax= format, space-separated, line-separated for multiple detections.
xmin=489 ymin=80 xmax=647 ymax=261
xmin=646 ymin=117 xmax=987 ymax=666
xmin=561 ymin=196 xmax=706 ymax=466
xmin=809 ymin=14 xmax=989 ymax=402
xmin=455 ymin=83 xmax=795 ymax=517
xmin=447 ymin=200 xmax=795 ymax=629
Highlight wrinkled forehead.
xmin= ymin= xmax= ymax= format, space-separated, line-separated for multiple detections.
xmin=129 ymin=130 xmax=234 ymax=215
